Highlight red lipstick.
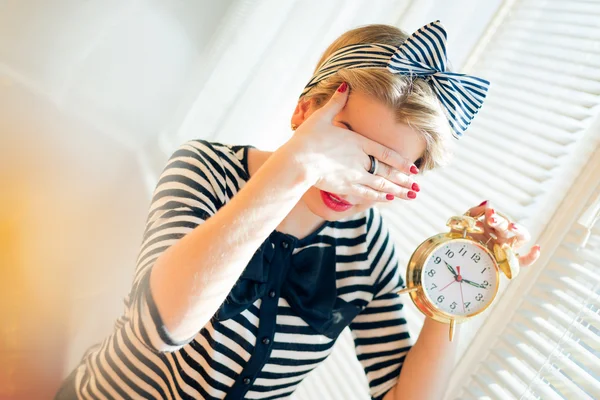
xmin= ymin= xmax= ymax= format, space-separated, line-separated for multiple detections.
xmin=320 ymin=190 xmax=353 ymax=212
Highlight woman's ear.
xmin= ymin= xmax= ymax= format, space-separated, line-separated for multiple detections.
xmin=291 ymin=97 xmax=316 ymax=128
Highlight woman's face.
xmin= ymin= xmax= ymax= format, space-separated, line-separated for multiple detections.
xmin=292 ymin=90 xmax=426 ymax=221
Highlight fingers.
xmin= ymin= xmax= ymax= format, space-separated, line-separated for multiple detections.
xmin=320 ymin=81 xmax=419 ymax=176
xmin=468 ymin=201 xmax=511 ymax=239
xmin=518 ymin=245 xmax=541 ymax=267
xmin=348 ymin=183 xmax=406 ymax=203
xmin=361 ymin=167 xmax=419 ymax=200
xmin=508 ymin=222 xmax=531 ymax=249
xmin=349 ymin=184 xmax=393 ymax=201
xmin=318 ymin=82 xmax=350 ymax=121
xmin=486 ymin=207 xmax=511 ymax=238
xmin=349 ymin=164 xmax=420 ymax=201
xmin=468 ymin=201 xmax=542 ymax=269
xmin=363 ymin=139 xmax=419 ymax=176
xmin=465 ymin=200 xmax=488 ymax=219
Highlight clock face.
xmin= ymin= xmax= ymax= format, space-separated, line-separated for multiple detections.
xmin=421 ymin=239 xmax=498 ymax=317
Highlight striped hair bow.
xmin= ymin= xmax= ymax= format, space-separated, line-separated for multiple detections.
xmin=300 ymin=20 xmax=491 ymax=138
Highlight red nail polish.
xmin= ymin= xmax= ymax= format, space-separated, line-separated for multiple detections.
xmin=407 ymin=191 xmax=417 ymax=199
xmin=412 ymin=182 xmax=420 ymax=192
xmin=488 ymin=208 xmax=496 ymax=224
xmin=479 ymin=200 xmax=488 ymax=206
xmin=510 ymin=223 xmax=518 ymax=230
xmin=410 ymin=165 xmax=419 ymax=174
xmin=337 ymin=82 xmax=348 ymax=93
xmin=386 ymin=194 xmax=394 ymax=201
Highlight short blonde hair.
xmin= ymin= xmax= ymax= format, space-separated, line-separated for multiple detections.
xmin=302 ymin=24 xmax=454 ymax=171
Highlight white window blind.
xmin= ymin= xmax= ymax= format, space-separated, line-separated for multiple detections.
xmin=381 ymin=0 xmax=600 ymax=349
xmin=455 ymin=187 xmax=600 ymax=400
xmin=424 ymin=0 xmax=600 ymax=398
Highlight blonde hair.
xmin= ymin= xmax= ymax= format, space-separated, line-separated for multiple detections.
xmin=302 ymin=24 xmax=454 ymax=171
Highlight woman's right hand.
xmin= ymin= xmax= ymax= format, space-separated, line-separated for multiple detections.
xmin=284 ymin=82 xmax=420 ymax=203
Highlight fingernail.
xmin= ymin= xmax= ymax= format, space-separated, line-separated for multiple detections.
xmin=535 ymin=244 xmax=541 ymax=251
xmin=337 ymin=82 xmax=348 ymax=93
xmin=479 ymin=200 xmax=488 ymax=206
xmin=489 ymin=208 xmax=497 ymax=224
xmin=386 ymin=194 xmax=394 ymax=201
xmin=510 ymin=223 xmax=518 ymax=230
xmin=407 ymin=191 xmax=417 ymax=199
xmin=410 ymin=165 xmax=419 ymax=174
xmin=411 ymin=182 xmax=420 ymax=192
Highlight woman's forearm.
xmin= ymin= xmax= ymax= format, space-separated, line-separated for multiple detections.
xmin=150 ymin=143 xmax=314 ymax=343
xmin=386 ymin=318 xmax=460 ymax=400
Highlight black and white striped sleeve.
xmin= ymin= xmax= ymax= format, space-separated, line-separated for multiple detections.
xmin=349 ymin=207 xmax=414 ymax=400
xmin=124 ymin=139 xmax=226 ymax=353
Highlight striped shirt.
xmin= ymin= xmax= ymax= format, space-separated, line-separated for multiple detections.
xmin=70 ymin=140 xmax=413 ymax=400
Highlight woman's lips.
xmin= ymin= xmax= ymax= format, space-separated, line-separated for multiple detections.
xmin=320 ymin=190 xmax=353 ymax=212
xmin=327 ymin=192 xmax=352 ymax=205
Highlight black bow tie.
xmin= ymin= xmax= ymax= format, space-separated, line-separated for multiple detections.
xmin=213 ymin=238 xmax=362 ymax=339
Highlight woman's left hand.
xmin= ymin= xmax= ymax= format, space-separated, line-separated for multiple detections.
xmin=465 ymin=201 xmax=541 ymax=268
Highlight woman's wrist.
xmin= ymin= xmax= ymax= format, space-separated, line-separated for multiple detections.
xmin=277 ymin=138 xmax=320 ymax=188
xmin=393 ymin=318 xmax=459 ymax=400
xmin=422 ymin=316 xmax=461 ymax=338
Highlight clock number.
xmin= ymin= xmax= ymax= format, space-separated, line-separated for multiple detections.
xmin=433 ymin=256 xmax=441 ymax=264
xmin=445 ymin=249 xmax=455 ymax=258
xmin=458 ymin=247 xmax=467 ymax=257
xmin=430 ymin=283 xmax=437 ymax=290
xmin=471 ymin=254 xmax=481 ymax=263
xmin=427 ymin=269 xmax=436 ymax=277
xmin=465 ymin=302 xmax=471 ymax=308
xmin=450 ymin=301 xmax=457 ymax=310
xmin=437 ymin=295 xmax=445 ymax=303
xmin=483 ymin=280 xmax=490 ymax=288
xmin=481 ymin=267 xmax=487 ymax=274
xmin=475 ymin=293 xmax=484 ymax=301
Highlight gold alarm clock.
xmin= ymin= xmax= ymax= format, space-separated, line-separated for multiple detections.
xmin=397 ymin=212 xmax=519 ymax=341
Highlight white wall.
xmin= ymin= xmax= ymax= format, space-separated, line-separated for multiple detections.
xmin=0 ymin=1 xmax=502 ymax=398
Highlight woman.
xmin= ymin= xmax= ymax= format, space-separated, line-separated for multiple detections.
xmin=56 ymin=21 xmax=540 ymax=400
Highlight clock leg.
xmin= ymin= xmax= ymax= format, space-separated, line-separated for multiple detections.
xmin=397 ymin=286 xmax=419 ymax=295
xmin=449 ymin=319 xmax=456 ymax=341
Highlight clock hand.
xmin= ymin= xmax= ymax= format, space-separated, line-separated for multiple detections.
xmin=444 ymin=260 xmax=458 ymax=278
xmin=439 ymin=279 xmax=457 ymax=292
xmin=462 ymin=278 xmax=486 ymax=289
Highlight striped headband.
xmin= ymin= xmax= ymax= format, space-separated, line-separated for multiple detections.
xmin=300 ymin=20 xmax=491 ymax=138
